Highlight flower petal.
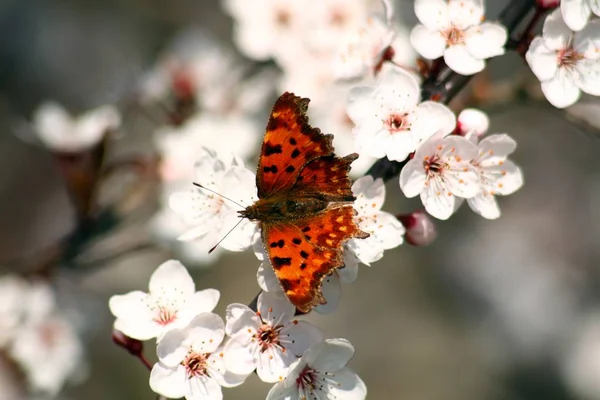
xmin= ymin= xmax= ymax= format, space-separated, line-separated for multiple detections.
xmin=157 ymin=328 xmax=189 ymax=367
xmin=149 ymin=362 xmax=187 ymax=399
xmin=458 ymin=108 xmax=489 ymax=136
xmin=266 ymin=381 xmax=299 ymax=400
xmin=467 ymin=193 xmax=501 ymax=219
xmin=541 ymin=71 xmax=581 ymax=108
xmin=257 ymin=291 xmax=296 ymax=324
xmin=414 ymin=0 xmax=450 ymax=30
xmin=225 ymin=303 xmax=260 ymax=337
xmin=149 ymin=259 xmax=195 ymax=298
xmin=421 ymin=178 xmax=456 ymax=220
xmin=257 ymin=262 xmax=285 ymax=295
xmin=284 ymin=321 xmax=324 ymax=357
xmin=323 ymin=367 xmax=367 ymax=400
xmin=399 ymin=159 xmax=427 ymax=198
xmin=525 ymin=37 xmax=558 ymax=81
xmin=108 ymin=292 xmax=159 ymax=341
xmin=444 ymin=44 xmax=485 ymax=75
xmin=222 ymin=335 xmax=258 ymax=376
xmin=187 ymin=313 xmax=225 ymax=354
xmin=561 ymin=0 xmax=591 ymax=31
xmin=465 ymin=22 xmax=507 ymax=59
xmin=410 ymin=24 xmax=447 ymax=59
xmin=303 ymin=338 xmax=355 ymax=371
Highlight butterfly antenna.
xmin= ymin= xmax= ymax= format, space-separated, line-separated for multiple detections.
xmin=192 ymin=182 xmax=245 ymax=209
xmin=208 ymin=218 xmax=245 ymax=254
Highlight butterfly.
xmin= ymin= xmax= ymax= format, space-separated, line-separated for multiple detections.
xmin=240 ymin=92 xmax=369 ymax=312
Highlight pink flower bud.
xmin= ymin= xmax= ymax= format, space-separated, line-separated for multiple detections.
xmin=112 ymin=329 xmax=143 ymax=356
xmin=536 ymin=0 xmax=559 ymax=8
xmin=398 ymin=210 xmax=437 ymax=246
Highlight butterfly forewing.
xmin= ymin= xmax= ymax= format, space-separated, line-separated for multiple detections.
xmin=257 ymin=92 xmax=335 ymax=198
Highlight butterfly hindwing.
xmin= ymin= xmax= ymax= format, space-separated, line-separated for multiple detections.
xmin=263 ymin=206 xmax=368 ymax=312
xmin=290 ymin=154 xmax=358 ymax=202
xmin=257 ymin=92 xmax=335 ymax=198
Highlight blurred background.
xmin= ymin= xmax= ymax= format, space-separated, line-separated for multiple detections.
xmin=2 ymin=0 xmax=600 ymax=399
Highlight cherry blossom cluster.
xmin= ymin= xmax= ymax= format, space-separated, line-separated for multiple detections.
xmin=0 ymin=275 xmax=84 ymax=396
xmin=109 ymin=260 xmax=366 ymax=399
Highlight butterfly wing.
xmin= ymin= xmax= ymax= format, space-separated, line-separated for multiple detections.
xmin=256 ymin=92 xmax=335 ymax=198
xmin=263 ymin=206 xmax=368 ymax=312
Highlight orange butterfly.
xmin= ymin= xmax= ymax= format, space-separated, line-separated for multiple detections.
xmin=240 ymin=92 xmax=369 ymax=312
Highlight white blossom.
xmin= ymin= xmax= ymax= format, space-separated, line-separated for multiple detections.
xmin=348 ymin=65 xmax=456 ymax=162
xmin=223 ymin=292 xmax=323 ymax=383
xmin=266 ymin=338 xmax=367 ymax=400
xmin=410 ymin=0 xmax=507 ymax=75
xmin=346 ymin=176 xmax=404 ymax=267
xmin=526 ymin=9 xmax=600 ymax=108
xmin=0 ymin=275 xmax=28 ymax=347
xmin=109 ymin=259 xmax=220 ymax=341
xmin=32 ymin=102 xmax=120 ymax=152
xmin=457 ymin=108 xmax=490 ymax=140
xmin=561 ymin=0 xmax=600 ymax=31
xmin=149 ymin=313 xmax=247 ymax=399
xmin=169 ymin=148 xmax=258 ymax=252
xmin=9 ymin=282 xmax=84 ymax=396
xmin=400 ymin=135 xmax=480 ymax=220
xmin=466 ymin=134 xmax=524 ymax=219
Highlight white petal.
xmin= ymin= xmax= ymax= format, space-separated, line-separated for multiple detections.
xmin=221 ymin=166 xmax=258 ymax=207
xmin=257 ymin=346 xmax=294 ymax=383
xmin=458 ymin=108 xmax=489 ymax=136
xmin=577 ymin=59 xmax=600 ymax=95
xmin=467 ymin=193 xmax=501 ymax=219
xmin=314 ymin=274 xmax=342 ymax=315
xmin=464 ymin=22 xmax=507 ymax=59
xmin=385 ymin=132 xmax=415 ymax=162
xmin=266 ymin=381 xmax=299 ymax=400
xmin=108 ymin=292 xmax=159 ymax=341
xmin=561 ymin=0 xmax=591 ymax=31
xmin=525 ymin=37 xmax=558 ymax=82
xmin=574 ymin=19 xmax=600 ymax=56
xmin=410 ymin=25 xmax=447 ymax=59
xmin=352 ymin=176 xmax=385 ymax=210
xmin=187 ymin=313 xmax=225 ymax=354
xmin=483 ymin=160 xmax=524 ymax=195
xmin=448 ymin=0 xmax=484 ymax=28
xmin=157 ymin=328 xmax=189 ymax=367
xmin=222 ymin=335 xmax=258 ymax=376
xmin=177 ymin=289 xmax=221 ymax=326
xmin=303 ymin=338 xmax=354 ymax=371
xmin=444 ymin=45 xmax=485 ymax=75
xmin=477 ymin=134 xmax=517 ymax=161
xmin=225 ymin=303 xmax=260 ymax=337
xmin=257 ymin=262 xmax=285 ymax=295
xmin=149 ymin=259 xmax=195 ymax=298
xmin=284 ymin=321 xmax=324 ymax=357
xmin=541 ymin=71 xmax=581 ymax=108
xmin=441 ymin=135 xmax=479 ymax=161
xmin=415 ymin=101 xmax=457 ymax=137
xmin=445 ymin=164 xmax=481 ymax=198
xmin=347 ymin=86 xmax=376 ymax=124
xmin=186 ymin=375 xmax=224 ymax=399
xmin=359 ymin=211 xmax=405 ymax=251
xmin=257 ymin=291 xmax=295 ymax=324
xmin=210 ymin=351 xmax=249 ymax=388
xmin=149 ymin=362 xmax=187 ymax=399
xmin=421 ymin=178 xmax=456 ymax=220
xmin=414 ymin=0 xmax=450 ymax=29
xmin=399 ymin=159 xmax=427 ymax=198
xmin=545 ymin=7 xmax=576 ymax=50
xmin=340 ymin=251 xmax=360 ymax=283
xmin=323 ymin=367 xmax=367 ymax=400
xmin=218 ymin=215 xmax=257 ymax=251
xmin=378 ymin=65 xmax=421 ymax=109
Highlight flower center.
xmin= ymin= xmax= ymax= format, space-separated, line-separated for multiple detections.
xmin=256 ymin=323 xmax=284 ymax=352
xmin=275 ymin=8 xmax=291 ymax=27
xmin=296 ymin=365 xmax=318 ymax=392
xmin=442 ymin=26 xmax=465 ymax=46
xmin=182 ymin=351 xmax=209 ymax=379
xmin=423 ymin=155 xmax=446 ymax=176
xmin=153 ymin=305 xmax=177 ymax=326
xmin=557 ymin=47 xmax=584 ymax=68
xmin=385 ymin=112 xmax=410 ymax=133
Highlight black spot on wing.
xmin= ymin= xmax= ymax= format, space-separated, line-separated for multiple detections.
xmin=270 ymin=240 xmax=285 ymax=248
xmin=289 ymin=138 xmax=297 ymax=145
xmin=300 ymin=263 xmax=307 ymax=270
xmin=264 ymin=142 xmax=283 ymax=156
xmin=272 ymin=256 xmax=292 ymax=269
xmin=300 ymin=250 xmax=309 ymax=259
xmin=286 ymin=165 xmax=295 ymax=173
xmin=291 ymin=148 xmax=300 ymax=159
xmin=263 ymin=165 xmax=278 ymax=173
xmin=292 ymin=238 xmax=302 ymax=245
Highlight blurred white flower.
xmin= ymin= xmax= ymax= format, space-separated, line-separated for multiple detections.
xmin=223 ymin=0 xmax=306 ymax=62
xmin=266 ymin=338 xmax=367 ymax=400
xmin=348 ymin=65 xmax=456 ymax=162
xmin=169 ymin=148 xmax=258 ymax=252
xmin=223 ymin=292 xmax=323 ymax=383
xmin=32 ymin=102 xmax=120 ymax=152
xmin=109 ymin=259 xmax=220 ymax=341
xmin=526 ymin=9 xmax=600 ymax=108
xmin=410 ymin=0 xmax=507 ymax=75
xmin=563 ymin=313 xmax=600 ymax=400
xmin=150 ymin=313 xmax=247 ymax=399
xmin=346 ymin=176 xmax=404 ymax=266
xmin=400 ymin=135 xmax=480 ymax=220
xmin=466 ymin=134 xmax=524 ymax=219
xmin=9 ymin=282 xmax=84 ymax=396
xmin=155 ymin=114 xmax=258 ymax=183
xmin=561 ymin=0 xmax=600 ymax=31
xmin=0 ymin=275 xmax=27 ymax=347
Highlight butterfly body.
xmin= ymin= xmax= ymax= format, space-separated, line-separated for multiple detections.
xmin=249 ymin=92 xmax=369 ymax=312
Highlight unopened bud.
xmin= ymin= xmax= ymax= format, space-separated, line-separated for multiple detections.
xmin=398 ymin=210 xmax=437 ymax=246
xmin=536 ymin=0 xmax=559 ymax=8
xmin=112 ymin=329 xmax=143 ymax=356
